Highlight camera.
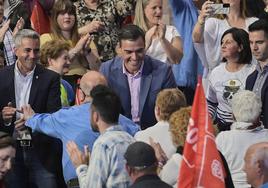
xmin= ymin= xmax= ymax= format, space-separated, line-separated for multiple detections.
xmin=211 ymin=3 xmax=230 ymax=15
xmin=17 ymin=130 xmax=32 ymax=147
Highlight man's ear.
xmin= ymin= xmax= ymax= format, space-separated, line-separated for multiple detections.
xmin=14 ymin=47 xmax=18 ymax=56
xmin=78 ymin=89 xmax=86 ymax=102
xmin=92 ymin=110 xmax=99 ymax=123
xmin=256 ymin=160 xmax=265 ymax=176
xmin=47 ymin=58 xmax=54 ymax=66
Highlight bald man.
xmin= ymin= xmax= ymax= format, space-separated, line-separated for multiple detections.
xmin=244 ymin=142 xmax=268 ymax=188
xmin=15 ymin=71 xmax=140 ymax=187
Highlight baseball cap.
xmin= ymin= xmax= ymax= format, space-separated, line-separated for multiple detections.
xmin=124 ymin=141 xmax=157 ymax=169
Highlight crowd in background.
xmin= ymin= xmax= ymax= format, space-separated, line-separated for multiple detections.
xmin=0 ymin=0 xmax=268 ymax=187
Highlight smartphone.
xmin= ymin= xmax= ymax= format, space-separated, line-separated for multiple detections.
xmin=211 ymin=3 xmax=230 ymax=15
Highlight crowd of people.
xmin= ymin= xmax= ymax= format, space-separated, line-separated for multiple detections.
xmin=0 ymin=0 xmax=267 ymax=187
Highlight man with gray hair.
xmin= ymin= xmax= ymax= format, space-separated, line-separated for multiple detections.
xmin=216 ymin=90 xmax=268 ymax=187
xmin=0 ymin=29 xmax=62 ymax=187
xmin=244 ymin=142 xmax=268 ymax=188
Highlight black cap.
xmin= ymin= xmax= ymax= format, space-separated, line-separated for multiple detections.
xmin=124 ymin=142 xmax=157 ymax=168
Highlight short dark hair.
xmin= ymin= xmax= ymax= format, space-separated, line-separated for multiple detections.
xmin=118 ymin=24 xmax=145 ymax=46
xmin=90 ymin=85 xmax=121 ymax=124
xmin=221 ymin=27 xmax=252 ymax=64
xmin=248 ymin=19 xmax=268 ymax=39
xmin=0 ymin=132 xmax=15 ymax=149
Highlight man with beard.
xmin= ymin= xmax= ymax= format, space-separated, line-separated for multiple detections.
xmin=67 ymin=85 xmax=135 ymax=188
xmin=247 ymin=20 xmax=268 ymax=127
xmin=0 ymin=29 xmax=62 ymax=187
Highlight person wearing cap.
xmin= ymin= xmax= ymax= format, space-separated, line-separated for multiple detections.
xmin=0 ymin=131 xmax=15 ymax=187
xmin=124 ymin=141 xmax=172 ymax=188
xmin=66 ymin=85 xmax=135 ymax=188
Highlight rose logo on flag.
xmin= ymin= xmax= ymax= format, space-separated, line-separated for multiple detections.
xmin=211 ymin=159 xmax=224 ymax=182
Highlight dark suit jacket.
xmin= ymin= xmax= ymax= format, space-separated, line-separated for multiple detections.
xmin=246 ymin=70 xmax=268 ymax=128
xmin=100 ymin=55 xmax=177 ymax=129
xmin=129 ymin=175 xmax=172 ymax=188
xmin=0 ymin=63 xmax=61 ymax=172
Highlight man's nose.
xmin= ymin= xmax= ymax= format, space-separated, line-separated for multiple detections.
xmin=131 ymin=52 xmax=138 ymax=60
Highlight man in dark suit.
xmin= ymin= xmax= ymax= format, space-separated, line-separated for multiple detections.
xmin=100 ymin=24 xmax=177 ymax=130
xmin=247 ymin=20 xmax=268 ymax=128
xmin=0 ymin=29 xmax=61 ymax=187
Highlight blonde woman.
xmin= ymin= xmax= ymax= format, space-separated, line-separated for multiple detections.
xmin=134 ymin=0 xmax=183 ymax=64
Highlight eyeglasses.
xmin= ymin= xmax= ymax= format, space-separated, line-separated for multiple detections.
xmin=77 ymin=84 xmax=87 ymax=97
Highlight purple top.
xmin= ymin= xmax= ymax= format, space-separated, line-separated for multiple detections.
xmin=123 ymin=63 xmax=144 ymax=123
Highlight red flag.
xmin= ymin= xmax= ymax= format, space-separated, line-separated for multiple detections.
xmin=178 ymin=77 xmax=226 ymax=188
xmin=30 ymin=0 xmax=50 ymax=35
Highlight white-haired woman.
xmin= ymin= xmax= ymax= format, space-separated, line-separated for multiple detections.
xmin=216 ymin=90 xmax=268 ymax=188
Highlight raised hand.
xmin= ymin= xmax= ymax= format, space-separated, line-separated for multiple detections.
xmin=145 ymin=25 xmax=157 ymax=50
xmin=2 ymin=102 xmax=16 ymax=124
xmin=67 ymin=141 xmax=90 ymax=168
xmin=13 ymin=17 xmax=25 ymax=36
xmin=0 ymin=19 xmax=10 ymax=42
xmin=149 ymin=137 xmax=168 ymax=167
xmin=86 ymin=20 xmax=105 ymax=34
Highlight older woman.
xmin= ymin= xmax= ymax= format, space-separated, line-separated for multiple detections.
xmin=207 ymin=28 xmax=255 ymax=131
xmin=193 ymin=0 xmax=257 ymax=79
xmin=41 ymin=40 xmax=74 ymax=106
xmin=134 ymin=0 xmax=183 ymax=64
xmin=216 ymin=90 xmax=268 ymax=187
xmin=159 ymin=107 xmax=191 ymax=187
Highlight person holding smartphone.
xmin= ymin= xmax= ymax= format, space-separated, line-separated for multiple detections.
xmin=192 ymin=0 xmax=257 ymax=91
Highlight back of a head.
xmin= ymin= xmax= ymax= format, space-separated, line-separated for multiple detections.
xmin=90 ymin=85 xmax=121 ymax=124
xmin=0 ymin=132 xmax=15 ymax=150
xmin=14 ymin=29 xmax=40 ymax=48
xmin=80 ymin=71 xmax=107 ymax=96
xmin=231 ymin=90 xmax=262 ymax=123
xmin=124 ymin=141 xmax=157 ymax=172
xmin=249 ymin=19 xmax=268 ymax=39
xmin=118 ymin=24 xmax=145 ymax=46
xmin=246 ymin=142 xmax=268 ymax=170
xmin=156 ymin=88 xmax=187 ymax=121
xmin=169 ymin=106 xmax=192 ymax=147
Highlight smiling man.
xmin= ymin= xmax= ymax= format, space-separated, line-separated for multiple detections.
xmin=246 ymin=19 xmax=268 ymax=127
xmin=0 ymin=29 xmax=62 ymax=188
xmin=100 ymin=24 xmax=177 ymax=130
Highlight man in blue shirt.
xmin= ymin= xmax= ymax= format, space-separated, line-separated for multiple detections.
xmin=67 ymin=85 xmax=135 ymax=188
xmin=15 ymin=71 xmax=140 ymax=187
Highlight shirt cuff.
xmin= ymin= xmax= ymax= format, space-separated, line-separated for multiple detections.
xmin=76 ymin=164 xmax=88 ymax=176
